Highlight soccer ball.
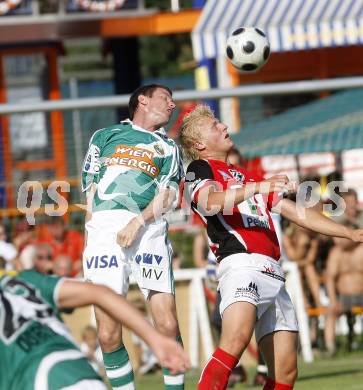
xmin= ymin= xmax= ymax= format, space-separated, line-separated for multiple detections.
xmin=226 ymin=27 xmax=270 ymax=72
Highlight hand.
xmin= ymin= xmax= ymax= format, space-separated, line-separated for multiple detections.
xmin=327 ymin=301 xmax=340 ymax=316
xmin=258 ymin=175 xmax=292 ymax=195
xmin=117 ymin=217 xmax=143 ymax=248
xmin=351 ymin=229 xmax=363 ymax=243
xmin=152 ymin=335 xmax=190 ymax=375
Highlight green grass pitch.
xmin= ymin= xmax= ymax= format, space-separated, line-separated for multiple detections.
xmin=133 ymin=351 xmax=363 ymax=389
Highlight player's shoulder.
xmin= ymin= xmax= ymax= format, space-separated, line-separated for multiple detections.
xmin=88 ymin=127 xmax=109 ymax=145
xmin=17 ymin=269 xmax=59 ymax=284
xmin=154 ymin=128 xmax=177 ymax=146
xmin=187 ymin=159 xmax=210 ymax=170
xmin=186 ymin=159 xmax=213 ymax=177
xmin=90 ymin=123 xmax=128 ymax=140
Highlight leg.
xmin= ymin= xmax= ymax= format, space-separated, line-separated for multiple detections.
xmin=259 ymin=331 xmax=298 ymax=389
xmin=346 ymin=312 xmax=356 ymax=351
xmin=304 ymin=264 xmax=321 ymax=307
xmin=95 ymin=307 xmax=123 ymax=352
xmin=95 ymin=307 xmax=135 ymax=389
xmin=212 ymin=292 xmax=247 ymax=387
xmin=253 ymin=350 xmax=268 ymax=386
xmin=83 ymin=210 xmax=135 ymax=389
xmin=198 ymin=301 xmax=256 ymax=390
xmin=324 ymin=309 xmax=337 ymax=355
xmin=149 ymin=291 xmax=180 ymax=337
xmin=149 ymin=291 xmax=184 ymax=389
xmin=219 ymin=301 xmax=256 ymax=356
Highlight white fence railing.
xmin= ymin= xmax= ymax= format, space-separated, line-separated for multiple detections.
xmin=1 ymin=76 xmax=363 ymax=115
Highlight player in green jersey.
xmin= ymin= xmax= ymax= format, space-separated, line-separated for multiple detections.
xmin=82 ymin=84 xmax=185 ymax=389
xmin=0 ymin=270 xmax=189 ymax=390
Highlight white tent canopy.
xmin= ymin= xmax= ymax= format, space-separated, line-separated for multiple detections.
xmin=192 ymin=0 xmax=363 ymax=60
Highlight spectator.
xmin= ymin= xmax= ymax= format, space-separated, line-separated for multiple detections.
xmin=53 ymin=254 xmax=73 ymax=277
xmin=283 ymin=224 xmax=321 ymax=308
xmin=172 ymin=251 xmax=183 ymax=270
xmin=80 ymin=325 xmax=104 ymax=375
xmin=0 ymin=223 xmax=17 ymax=270
xmin=193 ymin=229 xmax=209 ymax=269
xmin=334 ymin=188 xmax=363 ymax=228
xmin=12 ymin=219 xmax=37 ymax=270
xmin=41 ymin=217 xmax=84 ymax=276
xmin=283 ymin=222 xmax=322 ymax=349
xmin=32 ymin=243 xmax=54 ymax=275
xmin=324 ymin=221 xmax=363 ymax=355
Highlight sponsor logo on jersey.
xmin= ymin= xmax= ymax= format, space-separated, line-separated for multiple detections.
xmin=135 ymin=252 xmax=163 ymax=265
xmin=228 ymin=169 xmax=245 ymax=182
xmin=85 ymin=255 xmax=118 ymax=269
xmin=83 ymin=144 xmax=100 ymax=173
xmin=135 ymin=252 xmax=165 ymax=282
xmin=234 ymin=281 xmax=260 ymax=302
xmin=153 ymin=143 xmax=165 ymax=156
xmin=105 ymin=145 xmax=160 ymax=178
xmin=142 ymin=267 xmax=164 ymax=281
xmin=242 ymin=214 xmax=270 ymax=229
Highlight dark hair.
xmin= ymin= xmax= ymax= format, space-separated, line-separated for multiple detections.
xmin=128 ymin=84 xmax=172 ymax=120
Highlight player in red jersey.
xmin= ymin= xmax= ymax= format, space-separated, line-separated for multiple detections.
xmin=180 ymin=105 xmax=363 ymax=390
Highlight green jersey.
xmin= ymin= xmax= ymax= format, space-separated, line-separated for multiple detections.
xmin=0 ymin=271 xmax=100 ymax=390
xmin=82 ymin=120 xmax=184 ymax=213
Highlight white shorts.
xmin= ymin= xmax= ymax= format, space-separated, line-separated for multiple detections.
xmin=83 ymin=210 xmax=174 ymax=299
xmin=217 ymin=253 xmax=298 ymax=343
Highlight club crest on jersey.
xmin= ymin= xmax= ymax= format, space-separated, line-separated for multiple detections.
xmin=228 ymin=169 xmax=244 ymax=182
xmin=153 ymin=144 xmax=165 ymax=156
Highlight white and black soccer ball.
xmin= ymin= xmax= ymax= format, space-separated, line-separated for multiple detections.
xmin=226 ymin=27 xmax=270 ymax=72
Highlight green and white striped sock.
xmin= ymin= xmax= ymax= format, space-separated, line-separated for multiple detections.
xmin=162 ymin=335 xmax=184 ymax=390
xmin=102 ymin=346 xmax=135 ymax=390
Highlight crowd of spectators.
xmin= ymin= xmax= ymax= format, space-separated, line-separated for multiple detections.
xmin=281 ymin=187 xmax=363 ymax=355
xmin=0 ymin=216 xmax=83 ymax=278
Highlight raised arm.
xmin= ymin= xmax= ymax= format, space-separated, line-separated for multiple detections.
xmin=58 ymin=280 xmax=189 ymax=374
xmin=276 ymin=198 xmax=363 ymax=242
xmin=196 ymin=175 xmax=290 ymax=213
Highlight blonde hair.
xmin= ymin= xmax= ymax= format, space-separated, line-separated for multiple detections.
xmin=179 ymin=104 xmax=215 ymax=160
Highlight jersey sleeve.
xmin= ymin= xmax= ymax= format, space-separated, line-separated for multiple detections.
xmin=81 ymin=130 xmax=103 ymax=192
xmin=185 ymin=160 xmax=214 ymax=203
xmin=158 ymin=143 xmax=184 ymax=192
xmin=18 ymin=270 xmax=64 ymax=310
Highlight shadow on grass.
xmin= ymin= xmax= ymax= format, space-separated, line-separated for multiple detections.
xmin=298 ymin=369 xmax=362 ymax=381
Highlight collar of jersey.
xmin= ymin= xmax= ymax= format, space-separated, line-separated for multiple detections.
xmin=121 ymin=118 xmax=166 ymax=136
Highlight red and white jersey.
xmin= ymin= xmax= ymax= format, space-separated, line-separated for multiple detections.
xmin=185 ymin=159 xmax=281 ymax=262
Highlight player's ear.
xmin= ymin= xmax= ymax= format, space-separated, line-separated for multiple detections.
xmin=194 ymin=141 xmax=205 ymax=151
xmin=138 ymin=94 xmax=148 ymax=106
